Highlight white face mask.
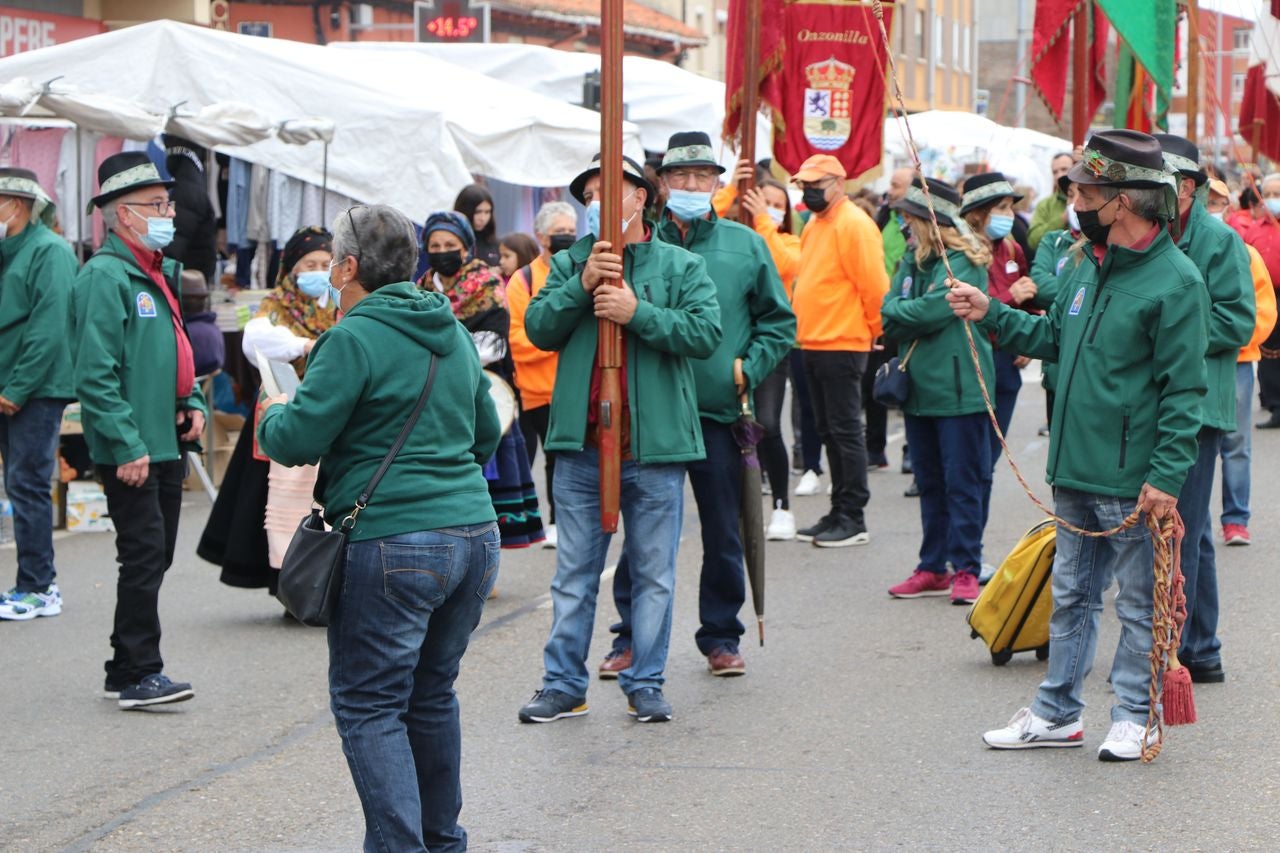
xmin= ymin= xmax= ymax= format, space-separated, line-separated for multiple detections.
xmin=1208 ymin=210 xmax=1226 ymax=222
xmin=0 ymin=199 xmax=16 ymax=240
xmin=766 ymin=206 xmax=786 ymax=226
xmin=1065 ymin=203 xmax=1081 ymax=233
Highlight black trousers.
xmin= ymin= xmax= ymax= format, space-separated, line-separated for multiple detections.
xmin=861 ymin=347 xmax=892 ymax=457
xmin=753 ymin=361 xmax=791 ymax=510
xmin=519 ymin=404 xmax=556 ymax=524
xmin=98 ymin=458 xmax=185 ymax=685
xmin=802 ymin=350 xmax=870 ymax=525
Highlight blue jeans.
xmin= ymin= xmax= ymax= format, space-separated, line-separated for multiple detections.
xmin=0 ymin=399 xmax=65 ymax=592
xmin=1178 ymin=428 xmax=1224 ymax=668
xmin=329 ymin=523 xmax=499 ymax=853
xmin=1219 ymin=362 xmax=1254 ymax=527
xmin=904 ymin=412 xmax=991 ymax=575
xmin=542 ymin=448 xmax=684 ymax=697
xmin=989 ymin=349 xmax=1023 ymax=469
xmin=1032 ymin=488 xmax=1154 ymax=726
xmin=610 ymin=419 xmax=745 ymax=656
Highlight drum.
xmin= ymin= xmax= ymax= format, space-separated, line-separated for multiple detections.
xmin=486 ymin=371 xmax=517 ymax=434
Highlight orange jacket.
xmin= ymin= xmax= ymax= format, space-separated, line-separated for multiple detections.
xmin=751 ymin=211 xmax=799 ymax=300
xmin=793 ymin=196 xmax=888 ymax=350
xmin=506 ymin=255 xmax=559 ymax=409
xmin=1241 ymin=244 xmax=1277 ymax=362
xmin=713 ymin=184 xmax=737 ymax=218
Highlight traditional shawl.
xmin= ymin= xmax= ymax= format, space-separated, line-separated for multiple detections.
xmin=254 ymin=226 xmax=337 ymax=341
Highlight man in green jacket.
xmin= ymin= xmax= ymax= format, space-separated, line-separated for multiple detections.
xmin=1027 ymin=152 xmax=1075 ymax=250
xmin=599 ymin=132 xmax=794 ymax=680
xmin=74 ymin=152 xmax=206 ymax=710
xmin=517 ymin=154 xmax=721 ymax=725
xmin=949 ymin=130 xmax=1210 ymax=762
xmin=1154 ymin=134 xmax=1255 ymax=685
xmin=0 ymin=169 xmax=77 ymax=622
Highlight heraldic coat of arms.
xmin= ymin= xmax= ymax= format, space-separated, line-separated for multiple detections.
xmin=802 ymin=56 xmax=855 ymax=151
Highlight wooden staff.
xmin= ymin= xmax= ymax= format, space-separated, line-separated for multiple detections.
xmin=597 ymin=0 xmax=625 ymax=533
xmin=1071 ymin=2 xmax=1089 ymax=145
xmin=737 ymin=0 xmax=762 ymax=224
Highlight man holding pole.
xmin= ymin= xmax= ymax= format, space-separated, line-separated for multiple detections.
xmin=517 ymin=154 xmax=721 ymax=724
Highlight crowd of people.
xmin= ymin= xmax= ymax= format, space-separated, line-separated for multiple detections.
xmin=1 ymin=120 xmax=1276 ymax=850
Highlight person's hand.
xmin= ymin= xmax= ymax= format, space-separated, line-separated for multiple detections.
xmin=1136 ymin=482 xmax=1178 ymax=521
xmin=1009 ymin=276 xmax=1038 ymax=304
xmin=593 ymin=279 xmax=638 ymax=324
xmin=117 ymin=455 xmax=150 ymax=488
xmin=257 ymin=393 xmax=288 ymax=421
xmin=303 ymin=338 xmax=317 ymax=355
xmin=872 ymin=336 xmax=886 ymax=352
xmin=1072 ymin=145 xmax=1084 ymax=163
xmin=178 ymin=409 xmax=206 ymax=442
xmin=0 ymin=394 xmax=19 ymax=416
xmin=741 ymin=187 xmax=769 ymax=220
xmin=945 ymin=281 xmax=991 ymax=321
xmin=733 ymin=358 xmax=746 ymax=396
xmin=581 ymin=241 xmax=622 ymax=292
xmin=1012 ymin=355 xmax=1032 ymax=369
xmin=732 ymin=158 xmax=754 ymax=186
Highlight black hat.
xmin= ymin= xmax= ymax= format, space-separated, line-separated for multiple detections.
xmin=891 ymin=177 xmax=964 ymax=228
xmin=1057 ymin=174 xmax=1072 ymax=195
xmin=88 ymin=151 xmax=173 ymax=214
xmin=569 ymin=153 xmax=656 ymax=205
xmin=959 ymin=171 xmax=1024 ymax=215
xmin=1153 ymin=133 xmax=1207 ymax=186
xmin=1066 ymin=129 xmax=1171 ymax=189
xmin=657 ymin=131 xmax=726 ymax=174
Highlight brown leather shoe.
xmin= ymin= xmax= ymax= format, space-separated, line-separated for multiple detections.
xmin=597 ymin=647 xmax=631 ymax=680
xmin=706 ymin=647 xmax=746 ymax=677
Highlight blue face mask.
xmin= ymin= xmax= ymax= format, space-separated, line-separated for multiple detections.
xmin=1266 ymin=198 xmax=1280 ymax=217
xmin=665 ymin=188 xmax=713 ymax=222
xmin=137 ymin=216 xmax=175 ymax=251
xmin=327 ymin=259 xmax=348 ymax=309
xmin=296 ymin=270 xmax=330 ymax=298
xmin=585 ymin=189 xmax=639 ymax=237
xmin=985 ymin=214 xmax=1015 ymax=240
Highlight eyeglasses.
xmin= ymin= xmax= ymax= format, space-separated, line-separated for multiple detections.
xmin=126 ymin=200 xmax=176 ymax=215
xmin=345 ymin=205 xmax=365 ymax=259
xmin=663 ymin=168 xmax=719 ymax=189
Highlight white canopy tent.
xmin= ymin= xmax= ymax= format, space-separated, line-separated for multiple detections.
xmin=0 ymin=20 xmax=645 ymax=217
xmin=334 ymin=41 xmax=773 ymax=170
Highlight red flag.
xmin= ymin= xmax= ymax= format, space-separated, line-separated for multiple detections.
xmin=766 ymin=1 xmax=894 ymax=178
xmin=1031 ymin=0 xmax=1107 ymax=126
xmin=1089 ymin=11 xmax=1110 ymax=124
xmin=1240 ymin=14 xmax=1280 ymax=162
xmin=723 ymin=0 xmax=785 ymax=143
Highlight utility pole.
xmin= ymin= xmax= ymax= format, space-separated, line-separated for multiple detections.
xmin=1014 ymin=0 xmax=1030 ymax=127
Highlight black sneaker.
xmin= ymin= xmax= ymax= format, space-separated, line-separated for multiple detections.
xmin=813 ymin=516 xmax=870 ymax=548
xmin=518 ymin=689 xmax=589 ymax=723
xmin=901 ymin=446 xmax=913 ymax=474
xmin=118 ymin=674 xmax=194 ymax=709
xmin=627 ymin=687 xmax=672 ymax=722
xmin=103 ymin=677 xmax=131 ymax=700
xmin=796 ymin=514 xmax=835 ymax=542
xmin=904 ymin=478 xmax=920 ymax=498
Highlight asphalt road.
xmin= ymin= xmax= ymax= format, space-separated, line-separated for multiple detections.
xmin=3 ymin=378 xmax=1279 ymax=852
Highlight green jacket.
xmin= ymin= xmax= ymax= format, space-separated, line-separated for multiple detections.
xmin=1028 ymin=229 xmax=1080 ymax=393
xmin=1176 ymin=201 xmax=1255 ymax=431
xmin=525 ymin=235 xmax=722 ymax=463
xmin=881 ymin=249 xmax=995 ymax=417
xmin=0 ymin=220 xmax=78 ymax=406
xmin=979 ymin=229 xmax=1209 ymax=498
xmin=1028 ymin=193 xmax=1067 ymax=250
xmin=73 ymin=233 xmax=206 ymax=465
xmin=656 ymin=212 xmax=794 ymax=424
xmin=881 ymin=212 xmax=908 ymax=278
xmin=258 ymin=282 xmax=500 ymax=543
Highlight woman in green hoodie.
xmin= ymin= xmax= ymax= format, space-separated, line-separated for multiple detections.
xmin=258 ymin=204 xmax=501 ymax=852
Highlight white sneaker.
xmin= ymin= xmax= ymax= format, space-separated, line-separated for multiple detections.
xmin=0 ymin=585 xmax=62 ymax=621
xmin=983 ymin=707 xmax=1084 ymax=749
xmin=765 ymin=508 xmax=797 ymax=541
xmin=1098 ymin=720 xmax=1157 ymax=762
xmin=542 ymin=524 xmax=558 ymax=549
xmin=794 ymin=470 xmax=821 ymax=496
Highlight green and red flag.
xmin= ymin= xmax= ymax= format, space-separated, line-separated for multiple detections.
xmin=1100 ymin=0 xmax=1176 ymax=131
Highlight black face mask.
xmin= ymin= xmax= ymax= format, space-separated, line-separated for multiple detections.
xmin=549 ymin=233 xmax=576 ymax=253
xmin=429 ymin=250 xmax=464 ymax=277
xmin=803 ymin=186 xmax=831 ymax=213
xmin=1076 ymin=195 xmax=1118 ymax=245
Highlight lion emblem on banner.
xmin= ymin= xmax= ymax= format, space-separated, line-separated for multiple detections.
xmin=802 ymin=56 xmax=855 ymax=151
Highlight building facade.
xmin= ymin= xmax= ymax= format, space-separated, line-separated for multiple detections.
xmin=893 ymin=0 xmax=977 ymax=113
xmin=1170 ymin=6 xmax=1254 ymax=168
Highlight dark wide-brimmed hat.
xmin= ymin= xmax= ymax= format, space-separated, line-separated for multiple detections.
xmin=1153 ymin=133 xmax=1207 ymax=186
xmin=569 ymin=153 xmax=655 ymax=205
xmin=423 ymin=210 xmax=476 ymax=253
xmin=1067 ymin=129 xmax=1173 ymax=189
xmin=657 ymin=131 xmax=725 ymax=174
xmin=0 ymin=166 xmax=56 ymax=226
xmin=959 ymin=171 xmax=1023 ymax=215
xmin=88 ymin=151 xmax=173 ymax=214
xmin=891 ymin=177 xmax=964 ymax=228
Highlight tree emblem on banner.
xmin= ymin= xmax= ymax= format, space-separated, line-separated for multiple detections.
xmin=803 ymin=57 xmax=855 ymax=151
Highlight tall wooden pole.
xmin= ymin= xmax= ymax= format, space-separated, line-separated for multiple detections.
xmin=597 ymin=0 xmax=625 ymax=533
xmin=1185 ymin=0 xmax=1200 ymax=145
xmin=1071 ymin=2 xmax=1090 ymax=146
xmin=737 ymin=0 xmax=761 ymax=224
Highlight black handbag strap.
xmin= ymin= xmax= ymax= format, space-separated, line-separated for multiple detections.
xmin=338 ymin=355 xmax=438 ymax=531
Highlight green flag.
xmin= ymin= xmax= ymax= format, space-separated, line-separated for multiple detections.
xmin=1099 ymin=0 xmax=1176 ymax=128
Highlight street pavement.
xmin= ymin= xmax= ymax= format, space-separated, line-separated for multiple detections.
xmin=3 ymin=379 xmax=1279 ymax=852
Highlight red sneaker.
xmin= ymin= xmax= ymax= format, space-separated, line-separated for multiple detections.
xmin=1223 ymin=524 xmax=1251 ymax=546
xmin=888 ymin=569 xmax=952 ymax=598
xmin=950 ymin=571 xmax=981 ymax=605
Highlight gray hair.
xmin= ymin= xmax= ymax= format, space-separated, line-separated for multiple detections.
xmin=332 ymin=204 xmax=419 ymax=290
xmin=533 ymin=201 xmax=577 ymax=237
xmin=1262 ymin=172 xmax=1280 ymax=193
xmin=1098 ymin=185 xmax=1172 ymax=223
xmin=101 ymin=204 xmax=119 ymax=232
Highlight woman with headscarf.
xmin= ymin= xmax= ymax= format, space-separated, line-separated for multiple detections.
xmin=419 ymin=210 xmax=545 ymax=548
xmin=453 ymin=183 xmax=501 ymax=269
xmin=197 ymin=227 xmax=336 ymax=594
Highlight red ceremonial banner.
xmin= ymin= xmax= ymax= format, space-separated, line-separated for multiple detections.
xmin=771 ymin=1 xmax=893 ymax=179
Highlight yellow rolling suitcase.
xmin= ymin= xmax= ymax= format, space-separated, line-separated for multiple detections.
xmin=967 ymin=520 xmax=1056 ymax=666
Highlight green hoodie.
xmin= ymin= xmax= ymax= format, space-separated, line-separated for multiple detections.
xmin=881 ymin=248 xmax=995 ymax=417
xmin=74 ymin=233 xmax=207 ymax=465
xmin=525 ymin=235 xmax=722 ymax=463
xmin=1175 ymin=201 xmax=1255 ymax=431
xmin=980 ymin=228 xmax=1209 ymax=498
xmin=656 ymin=212 xmax=794 ymax=424
xmin=258 ymin=282 xmax=500 ymax=543
xmin=0 ymin=219 xmax=78 ymax=407
xmin=1028 ymin=192 xmax=1067 ymax=250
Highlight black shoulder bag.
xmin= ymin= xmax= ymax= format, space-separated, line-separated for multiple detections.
xmin=277 ymin=355 xmax=439 ymax=626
